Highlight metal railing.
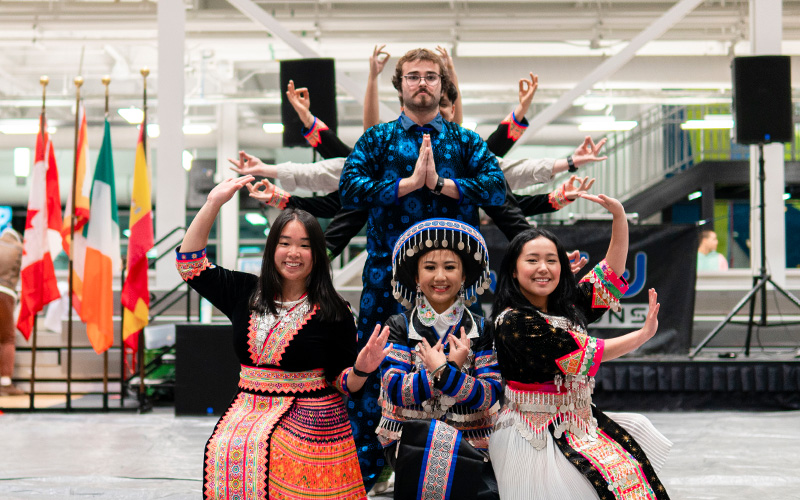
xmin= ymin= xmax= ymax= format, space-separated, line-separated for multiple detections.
xmin=517 ymin=104 xmax=800 ymax=223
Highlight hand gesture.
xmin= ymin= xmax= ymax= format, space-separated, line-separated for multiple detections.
xmin=246 ymin=179 xmax=277 ymax=204
xmin=566 ymin=249 xmax=588 ymax=275
xmin=436 ymin=45 xmax=456 ymax=74
xmin=370 ymin=44 xmax=390 ymax=77
xmin=421 ymin=135 xmax=439 ymax=190
xmin=519 ymin=72 xmax=538 ymax=110
xmin=572 ymin=136 xmax=608 ymax=169
xmin=446 ymin=327 xmax=470 ymax=369
xmin=286 ymin=80 xmax=314 ymax=127
xmin=577 ymin=193 xmax=624 ymax=217
xmin=563 ymin=175 xmax=595 ymax=201
xmin=640 ymin=289 xmax=660 ymax=342
xmin=206 ymin=175 xmax=255 ymax=207
xmin=228 ymin=150 xmax=267 ymax=177
xmin=409 ymin=134 xmax=431 ymax=191
xmin=353 ymin=324 xmax=393 ymax=375
xmin=416 ymin=337 xmax=447 ymax=372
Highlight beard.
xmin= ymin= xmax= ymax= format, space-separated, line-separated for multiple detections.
xmin=404 ymin=88 xmax=439 ymax=114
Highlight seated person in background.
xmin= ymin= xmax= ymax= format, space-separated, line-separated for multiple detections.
xmin=697 ymin=229 xmax=728 ymax=271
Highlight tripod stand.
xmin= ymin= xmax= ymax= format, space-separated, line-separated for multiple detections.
xmin=690 ymin=143 xmax=800 ymax=358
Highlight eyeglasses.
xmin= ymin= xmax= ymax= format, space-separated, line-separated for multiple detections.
xmin=402 ymin=73 xmax=442 ymax=86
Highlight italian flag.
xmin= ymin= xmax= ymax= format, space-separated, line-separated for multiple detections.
xmin=81 ymin=118 xmax=121 ymax=354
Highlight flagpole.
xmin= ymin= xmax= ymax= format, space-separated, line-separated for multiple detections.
xmin=100 ymin=75 xmax=111 ymax=412
xmin=137 ymin=67 xmax=149 ymax=410
xmin=67 ymin=76 xmax=83 ymax=411
xmin=29 ymin=75 xmax=49 ymax=410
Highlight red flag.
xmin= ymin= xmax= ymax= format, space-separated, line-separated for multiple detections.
xmin=121 ymin=123 xmax=153 ymax=351
xmin=17 ymin=114 xmax=63 ymax=340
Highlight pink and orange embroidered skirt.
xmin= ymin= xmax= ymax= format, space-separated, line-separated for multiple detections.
xmin=203 ymin=368 xmax=366 ymax=500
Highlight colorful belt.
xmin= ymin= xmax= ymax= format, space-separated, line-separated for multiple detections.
xmin=238 ymin=365 xmax=327 ymax=394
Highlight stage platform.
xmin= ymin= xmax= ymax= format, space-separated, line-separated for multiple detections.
xmin=594 ymin=347 xmax=800 ymax=411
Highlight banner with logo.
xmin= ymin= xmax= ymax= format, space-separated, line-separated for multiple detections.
xmin=480 ymin=223 xmax=697 ymax=354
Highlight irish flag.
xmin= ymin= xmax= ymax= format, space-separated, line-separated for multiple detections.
xmin=81 ymin=118 xmax=121 ymax=354
xmin=121 ymin=122 xmax=154 ymax=350
xmin=17 ymin=113 xmax=63 ymax=340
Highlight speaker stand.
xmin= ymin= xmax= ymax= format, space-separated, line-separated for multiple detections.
xmin=690 ymin=143 xmax=800 ymax=358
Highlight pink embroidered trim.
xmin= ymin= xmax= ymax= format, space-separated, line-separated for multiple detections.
xmin=265 ymin=184 xmax=290 ymax=210
xmin=579 ymin=259 xmax=629 ymax=312
xmin=246 ymin=305 xmax=318 ymax=365
xmin=303 ymin=118 xmax=329 ymax=148
xmin=238 ymin=365 xmax=327 ymax=393
xmin=501 ymin=112 xmax=528 ymax=141
xmin=176 ymin=255 xmax=210 ymax=281
xmin=548 ymin=182 xmax=573 ymax=210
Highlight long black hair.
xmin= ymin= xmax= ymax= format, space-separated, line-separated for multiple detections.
xmin=250 ymin=208 xmax=350 ymax=323
xmin=491 ymin=228 xmax=586 ymax=328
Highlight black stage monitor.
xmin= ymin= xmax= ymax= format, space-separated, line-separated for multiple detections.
xmin=732 ymin=55 xmax=793 ymax=145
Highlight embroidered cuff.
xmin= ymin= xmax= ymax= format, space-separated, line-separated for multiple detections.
xmin=302 ymin=117 xmax=329 ymax=148
xmin=264 ymin=183 xmax=290 ymax=210
xmin=332 ymin=367 xmax=353 ymax=397
xmin=502 ymin=111 xmax=529 ymax=142
xmin=548 ymin=182 xmax=574 ymax=210
xmin=579 ymin=259 xmax=629 ymax=311
xmin=175 ymin=247 xmax=212 ymax=281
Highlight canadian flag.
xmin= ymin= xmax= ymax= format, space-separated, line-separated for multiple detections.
xmin=16 ymin=114 xmax=63 ymax=340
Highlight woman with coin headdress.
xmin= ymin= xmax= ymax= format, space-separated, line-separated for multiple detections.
xmin=376 ymin=218 xmax=502 ymax=500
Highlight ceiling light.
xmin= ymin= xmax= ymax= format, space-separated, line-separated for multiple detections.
xmin=783 ymin=193 xmax=791 ymax=201
xmin=182 ymin=150 xmax=194 ymax=172
xmin=582 ymin=102 xmax=607 ymax=111
xmin=117 ymin=107 xmax=144 ymax=125
xmin=578 ymin=117 xmax=637 ymax=132
xmin=687 ymin=191 xmax=702 ymax=201
xmin=14 ymin=147 xmax=30 ymax=177
xmin=262 ymin=123 xmax=284 ymax=134
xmin=183 ymin=124 xmax=213 ymax=135
xmin=0 ymin=119 xmax=56 ymax=135
xmin=245 ymin=213 xmax=268 ymax=226
xmin=680 ymin=114 xmax=734 ymax=130
xmin=146 ymin=123 xmax=160 ymax=138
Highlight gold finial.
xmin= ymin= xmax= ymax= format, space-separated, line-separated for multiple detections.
xmin=40 ymin=76 xmax=49 ymax=86
xmin=74 ymin=76 xmax=84 ymax=87
xmin=140 ymin=67 xmax=150 ymax=78
xmin=102 ymin=75 xmax=111 ymax=86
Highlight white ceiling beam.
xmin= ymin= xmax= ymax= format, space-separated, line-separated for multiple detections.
xmin=227 ymin=0 xmax=397 ymax=123
xmin=523 ymin=0 xmax=706 ymax=139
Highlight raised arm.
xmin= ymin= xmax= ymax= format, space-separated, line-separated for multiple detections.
xmin=513 ymin=72 xmax=538 ymax=122
xmin=364 ymin=44 xmax=390 ymax=130
xmin=578 ymin=193 xmax=628 ymax=276
xmin=180 ymin=176 xmax=254 ymax=253
xmin=436 ymin=46 xmax=461 ymax=124
xmin=286 ymin=80 xmax=314 ymax=128
xmin=602 ymin=289 xmax=660 ymax=360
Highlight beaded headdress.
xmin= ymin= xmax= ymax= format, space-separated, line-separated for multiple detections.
xmin=391 ymin=218 xmax=491 ymax=309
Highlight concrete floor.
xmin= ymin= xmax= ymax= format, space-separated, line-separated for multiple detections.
xmin=0 ymin=409 xmax=798 ymax=499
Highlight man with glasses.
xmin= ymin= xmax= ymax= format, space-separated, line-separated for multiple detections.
xmin=337 ymin=48 xmax=506 ymax=492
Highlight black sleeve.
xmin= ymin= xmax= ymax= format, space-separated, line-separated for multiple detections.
xmin=286 ymin=191 xmax=342 ymax=219
xmin=483 ymin=178 xmax=531 ymax=241
xmin=516 ymin=193 xmax=558 ymax=217
xmin=485 ymin=115 xmax=529 ymax=157
xmin=316 ymin=129 xmax=354 ymax=159
xmin=324 ymin=208 xmax=369 ymax=258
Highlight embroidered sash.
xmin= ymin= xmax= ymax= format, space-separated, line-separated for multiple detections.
xmin=238 ymin=366 xmax=327 ymax=394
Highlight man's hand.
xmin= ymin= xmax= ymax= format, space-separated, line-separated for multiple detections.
xmin=286 ymin=80 xmax=314 ymax=128
xmin=572 ymin=136 xmax=608 ymax=169
xmin=422 ymin=135 xmax=439 ymax=190
xmin=398 ymin=134 xmax=430 ymax=196
xmin=228 ymin=150 xmax=268 ymax=177
xmin=370 ymin=44 xmax=390 ymax=77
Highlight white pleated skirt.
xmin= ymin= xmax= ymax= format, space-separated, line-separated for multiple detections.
xmin=488 ymin=411 xmax=672 ymax=500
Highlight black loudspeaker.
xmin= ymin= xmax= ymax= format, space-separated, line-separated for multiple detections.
xmin=280 ymin=58 xmax=337 ymax=148
xmin=174 ymin=324 xmax=240 ymax=416
xmin=732 ymin=55 xmax=793 ymax=145
xmin=187 ymin=159 xmax=217 ymax=209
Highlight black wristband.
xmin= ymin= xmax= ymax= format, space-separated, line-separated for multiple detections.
xmin=432 ymin=176 xmax=445 ymax=195
xmin=567 ymin=155 xmax=577 ymax=172
xmin=352 ymin=366 xmax=374 ymax=378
